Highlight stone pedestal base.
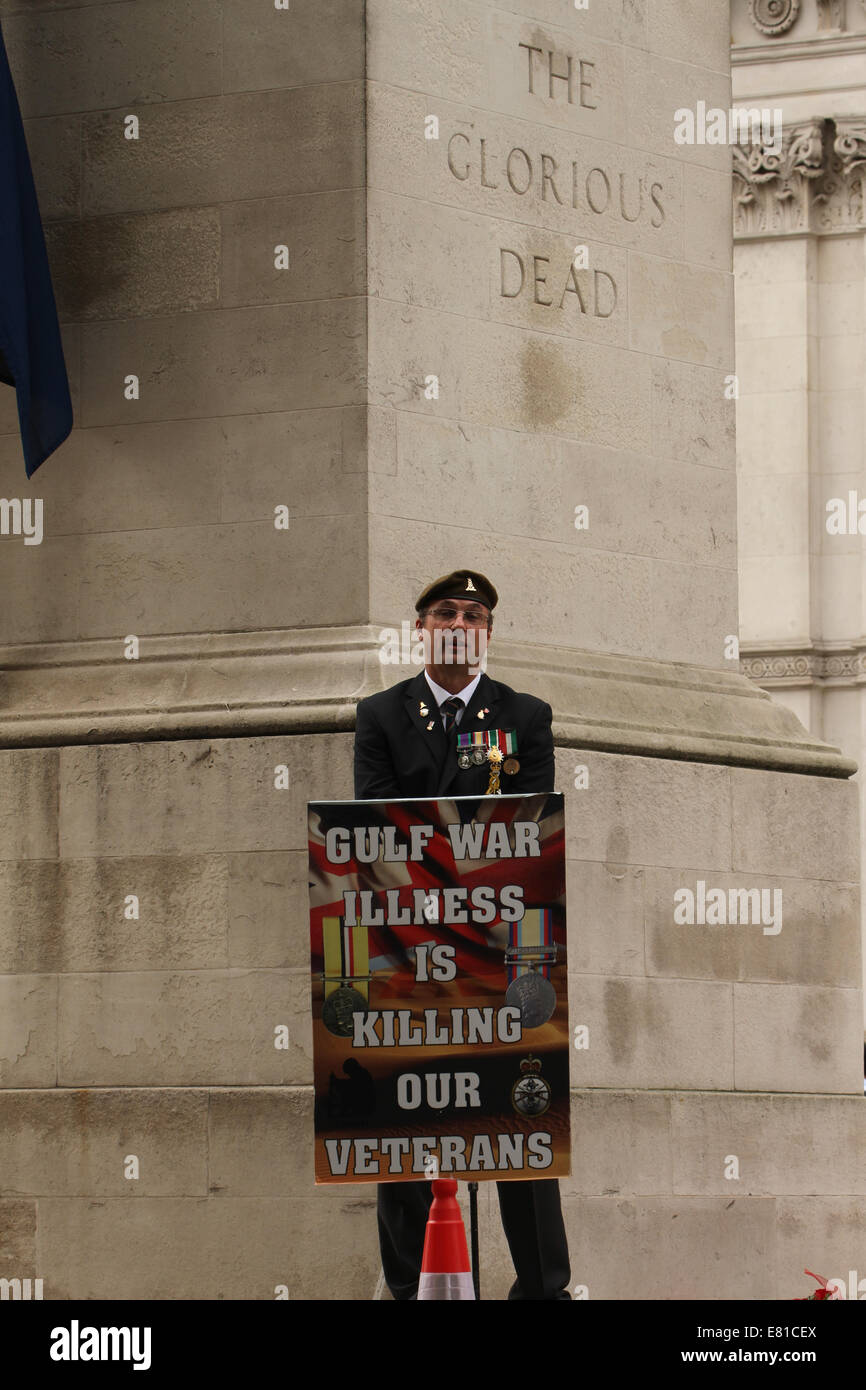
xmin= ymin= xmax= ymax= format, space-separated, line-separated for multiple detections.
xmin=3 ymin=1086 xmax=864 ymax=1300
xmin=0 ymin=728 xmax=859 ymax=1298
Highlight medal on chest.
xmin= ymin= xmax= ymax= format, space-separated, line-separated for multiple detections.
xmin=455 ymin=728 xmax=519 ymax=792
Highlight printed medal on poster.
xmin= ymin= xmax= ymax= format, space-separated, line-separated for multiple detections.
xmin=307 ymin=792 xmax=570 ymax=1184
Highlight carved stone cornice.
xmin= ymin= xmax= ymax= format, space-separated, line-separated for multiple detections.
xmin=0 ymin=626 xmax=853 ymax=776
xmin=733 ymin=117 xmax=866 ymax=235
xmin=734 ymin=32 xmax=866 ymax=62
xmin=741 ymin=640 xmax=866 ymax=685
xmin=748 ymin=0 xmax=801 ymax=37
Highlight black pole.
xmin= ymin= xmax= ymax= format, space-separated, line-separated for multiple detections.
xmin=468 ymin=1181 xmax=480 ymax=1299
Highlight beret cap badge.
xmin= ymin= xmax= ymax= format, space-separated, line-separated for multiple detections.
xmin=414 ymin=568 xmax=498 ymax=613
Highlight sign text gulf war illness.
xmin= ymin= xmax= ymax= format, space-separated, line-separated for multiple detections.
xmin=308 ymin=794 xmax=569 ymax=1183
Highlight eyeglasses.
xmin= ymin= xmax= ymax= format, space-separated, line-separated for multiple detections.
xmin=425 ymin=605 xmax=490 ymax=625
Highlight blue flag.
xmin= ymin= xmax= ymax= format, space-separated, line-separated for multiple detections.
xmin=0 ymin=21 xmax=72 ymax=477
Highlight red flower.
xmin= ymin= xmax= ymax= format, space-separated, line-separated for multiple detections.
xmin=795 ymin=1268 xmax=839 ymax=1301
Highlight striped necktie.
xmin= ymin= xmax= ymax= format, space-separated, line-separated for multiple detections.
xmin=441 ymin=696 xmax=463 ymax=735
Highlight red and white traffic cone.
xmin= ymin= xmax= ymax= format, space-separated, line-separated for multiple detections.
xmin=417 ymin=1177 xmax=476 ymax=1300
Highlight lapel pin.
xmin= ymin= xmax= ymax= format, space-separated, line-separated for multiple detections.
xmin=419 ymin=701 xmax=429 ymax=715
xmin=478 ymin=707 xmax=489 ymax=719
xmin=426 ymin=720 xmax=435 ymax=731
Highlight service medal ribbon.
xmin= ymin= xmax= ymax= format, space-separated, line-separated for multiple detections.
xmin=322 ymin=917 xmax=370 ymax=1002
xmin=505 ymin=908 xmax=554 ymax=984
xmin=456 ymin=728 xmax=518 ymax=756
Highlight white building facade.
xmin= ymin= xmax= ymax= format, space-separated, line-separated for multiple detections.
xmin=733 ymin=0 xmax=866 ymax=1025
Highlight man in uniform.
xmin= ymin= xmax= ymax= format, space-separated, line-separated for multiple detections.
xmin=353 ymin=568 xmax=572 ymax=1301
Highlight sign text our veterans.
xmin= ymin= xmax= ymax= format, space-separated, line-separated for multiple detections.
xmin=308 ymin=794 xmax=570 ymax=1183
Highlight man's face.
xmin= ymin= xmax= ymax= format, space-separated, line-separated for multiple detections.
xmin=415 ymin=599 xmax=492 ymax=667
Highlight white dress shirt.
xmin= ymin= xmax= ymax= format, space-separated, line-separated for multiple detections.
xmin=423 ymin=670 xmax=481 ymax=729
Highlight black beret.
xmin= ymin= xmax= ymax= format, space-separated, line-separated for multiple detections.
xmin=415 ymin=569 xmax=498 ymax=612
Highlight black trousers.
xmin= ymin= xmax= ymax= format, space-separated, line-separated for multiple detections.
xmin=377 ymin=1177 xmax=571 ymax=1300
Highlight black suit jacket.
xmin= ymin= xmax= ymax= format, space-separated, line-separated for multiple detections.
xmin=353 ymin=669 xmax=555 ymax=800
